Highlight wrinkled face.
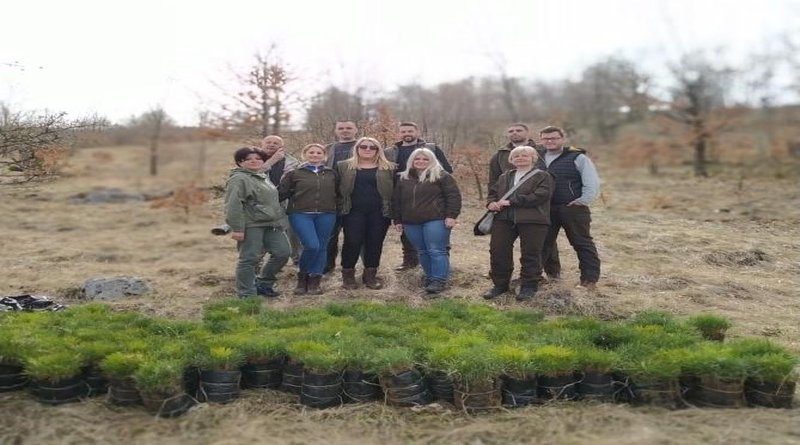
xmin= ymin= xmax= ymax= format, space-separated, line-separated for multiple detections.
xmin=510 ymin=151 xmax=536 ymax=169
xmin=304 ymin=146 xmax=326 ymax=164
xmin=261 ymin=136 xmax=283 ymax=156
xmin=540 ymin=131 xmax=565 ymax=151
xmin=334 ymin=121 xmax=357 ymax=142
xmin=412 ymin=154 xmax=430 ymax=170
xmin=240 ymin=153 xmax=265 ymax=171
xmin=357 ymin=141 xmax=379 ymax=161
xmin=399 ymin=125 xmax=419 ymax=143
xmin=507 ymin=125 xmax=528 ymax=143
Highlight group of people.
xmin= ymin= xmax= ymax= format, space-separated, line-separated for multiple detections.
xmin=224 ymin=121 xmax=601 ymax=301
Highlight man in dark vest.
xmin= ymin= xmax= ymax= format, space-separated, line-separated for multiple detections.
xmin=261 ymin=135 xmax=301 ymax=265
xmin=385 ymin=121 xmax=454 ymax=271
xmin=488 ymin=123 xmax=539 ymax=190
xmin=324 ymin=120 xmax=359 ymax=273
xmin=538 ymin=126 xmax=601 ymax=289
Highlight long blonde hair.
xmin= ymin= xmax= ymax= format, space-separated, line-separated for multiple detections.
xmin=398 ymin=148 xmax=444 ymax=183
xmin=342 ymin=137 xmax=394 ymax=171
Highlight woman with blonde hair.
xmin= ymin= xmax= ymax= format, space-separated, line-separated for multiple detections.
xmin=278 ymin=143 xmax=339 ymax=295
xmin=336 ymin=137 xmax=395 ymax=289
xmin=392 ymin=148 xmax=461 ymax=295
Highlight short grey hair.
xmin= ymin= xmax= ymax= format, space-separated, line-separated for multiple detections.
xmin=509 ymin=145 xmax=538 ymax=160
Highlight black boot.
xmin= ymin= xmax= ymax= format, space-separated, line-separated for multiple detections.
xmin=341 ymin=268 xmax=358 ymax=290
xmin=294 ymin=272 xmax=308 ymax=295
xmin=394 ymin=254 xmax=419 ymax=271
xmin=516 ymin=284 xmax=538 ymax=301
xmin=362 ymin=267 xmax=384 ymax=290
xmin=482 ymin=285 xmax=509 ymax=300
xmin=307 ymin=274 xmax=323 ymax=295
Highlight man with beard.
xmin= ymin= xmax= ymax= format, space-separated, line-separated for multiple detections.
xmin=324 ymin=120 xmax=359 ymax=273
xmin=385 ymin=122 xmax=453 ymax=271
xmin=488 ymin=123 xmax=541 ymax=191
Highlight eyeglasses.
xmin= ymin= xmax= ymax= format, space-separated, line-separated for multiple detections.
xmin=358 ymin=145 xmax=378 ymax=151
xmin=540 ymin=137 xmax=562 ymax=141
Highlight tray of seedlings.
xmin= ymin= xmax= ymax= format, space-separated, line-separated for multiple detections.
xmin=0 ymin=300 xmax=796 ymax=418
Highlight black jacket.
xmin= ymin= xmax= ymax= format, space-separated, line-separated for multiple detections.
xmin=392 ymin=171 xmax=461 ymax=224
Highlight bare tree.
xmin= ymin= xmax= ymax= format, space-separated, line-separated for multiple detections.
xmin=304 ymin=86 xmax=367 ymax=142
xmin=0 ymin=103 xmax=105 ymax=183
xmin=661 ymin=52 xmax=736 ymax=177
xmin=218 ymin=46 xmax=298 ymax=138
xmin=126 ymin=108 xmax=172 ymax=176
xmin=566 ymin=56 xmax=651 ymax=143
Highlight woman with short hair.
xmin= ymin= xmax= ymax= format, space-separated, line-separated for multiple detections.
xmin=337 ymin=137 xmax=395 ymax=289
xmin=225 ymin=147 xmax=291 ymax=298
xmin=483 ymin=145 xmax=553 ymax=301
xmin=279 ymin=144 xmax=339 ymax=295
xmin=392 ymin=148 xmax=461 ymax=295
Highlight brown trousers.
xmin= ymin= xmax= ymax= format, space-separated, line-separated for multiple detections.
xmin=489 ymin=220 xmax=548 ymax=288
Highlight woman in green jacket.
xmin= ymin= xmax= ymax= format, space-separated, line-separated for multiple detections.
xmin=225 ymin=147 xmax=291 ymax=298
xmin=278 ymin=144 xmax=339 ymax=295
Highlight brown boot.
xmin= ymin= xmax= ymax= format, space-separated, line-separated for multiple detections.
xmin=294 ymin=272 xmax=308 ymax=295
xmin=307 ymin=274 xmax=323 ymax=295
xmin=362 ymin=267 xmax=384 ymax=290
xmin=341 ymin=268 xmax=358 ymax=290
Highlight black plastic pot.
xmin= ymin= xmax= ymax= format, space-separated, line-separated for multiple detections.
xmin=83 ymin=366 xmax=109 ymax=397
xmin=454 ymin=377 xmax=502 ymax=414
xmin=426 ymin=370 xmax=455 ymax=404
xmin=629 ymin=378 xmax=683 ymax=409
xmin=199 ymin=369 xmax=241 ymax=404
xmin=745 ymin=379 xmax=795 ymax=408
xmin=688 ymin=376 xmax=744 ymax=408
xmin=679 ymin=374 xmax=701 ymax=402
xmin=141 ymin=391 xmax=196 ymax=418
xmin=301 ymin=371 xmax=343 ymax=409
xmin=342 ymin=369 xmax=381 ymax=403
xmin=500 ymin=374 xmax=538 ymax=407
xmin=183 ymin=367 xmax=200 ymax=399
xmin=30 ymin=375 xmax=89 ymax=405
xmin=108 ymin=378 xmax=142 ymax=406
xmin=281 ymin=362 xmax=304 ymax=394
xmin=538 ymin=373 xmax=579 ymax=401
xmin=577 ymin=372 xmax=615 ymax=401
xmin=0 ymin=364 xmax=27 ymax=392
xmin=241 ymin=358 xmax=285 ymax=389
xmin=380 ymin=369 xmax=432 ymax=407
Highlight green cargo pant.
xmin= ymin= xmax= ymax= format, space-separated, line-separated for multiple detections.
xmin=235 ymin=225 xmax=291 ymax=297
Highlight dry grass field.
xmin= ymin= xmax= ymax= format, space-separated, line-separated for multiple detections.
xmin=1 ymin=142 xmax=799 ymax=444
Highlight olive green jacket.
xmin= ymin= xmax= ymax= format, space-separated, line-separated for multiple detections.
xmin=224 ymin=168 xmax=285 ymax=232
xmin=336 ymin=161 xmax=394 ymax=217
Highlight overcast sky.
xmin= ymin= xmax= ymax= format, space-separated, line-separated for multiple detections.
xmin=1 ymin=0 xmax=797 ymax=126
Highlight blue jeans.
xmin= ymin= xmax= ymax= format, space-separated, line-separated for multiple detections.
xmin=403 ymin=219 xmax=450 ymax=282
xmin=289 ymin=212 xmax=337 ymax=275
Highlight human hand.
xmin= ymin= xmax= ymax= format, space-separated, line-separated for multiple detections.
xmin=487 ymin=202 xmax=501 ymax=212
xmin=497 ymin=199 xmax=511 ymax=207
xmin=271 ymin=147 xmax=285 ymax=162
xmin=444 ymin=218 xmax=457 ymax=228
xmin=231 ymin=231 xmax=245 ymax=241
